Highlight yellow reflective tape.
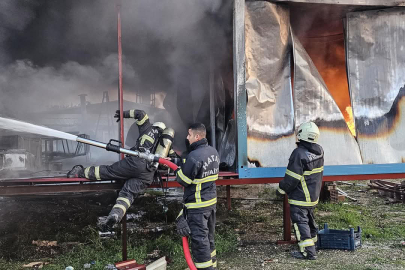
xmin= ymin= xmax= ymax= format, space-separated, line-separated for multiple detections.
xmin=129 ymin=110 xmax=135 ymax=118
xmin=94 ymin=166 xmax=101 ymax=180
xmin=211 ymin=250 xmax=216 ymax=257
xmin=140 ymin=134 xmax=154 ymax=145
xmin=192 ymin=174 xmax=218 ymax=184
xmin=277 ymin=187 xmax=286 ymax=194
xmin=117 ymin=197 xmax=131 ymax=207
xmin=289 ymin=199 xmax=319 ymax=207
xmin=136 ymin=114 xmax=148 ymax=125
xmin=113 ymin=204 xmax=127 ymax=214
xmin=213 ymin=261 xmax=217 ymax=268
xmin=312 ymin=235 xmax=318 ymax=243
xmin=294 ymin=223 xmax=301 ymax=241
xmin=185 ymin=197 xmax=217 ymax=209
xmin=303 ymin=166 xmax=324 ymax=175
xmin=178 ymin=169 xmax=192 ymax=184
xmin=182 ymin=159 xmax=186 ymax=163
xmin=177 ymin=209 xmax=183 ymax=219
xmin=194 ymin=260 xmax=213 ymax=268
xmin=84 ymin=167 xmax=90 ymax=179
xmin=299 ymin=239 xmax=315 ymax=248
xmin=285 ymin=169 xmax=302 ymax=180
xmin=301 ymin=176 xmax=311 ymax=202
xmin=195 ymin=183 xmax=202 ymax=203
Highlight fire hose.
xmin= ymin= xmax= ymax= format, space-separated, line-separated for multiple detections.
xmin=157 ymin=158 xmax=198 ymax=270
xmin=75 ymin=137 xmax=198 ymax=270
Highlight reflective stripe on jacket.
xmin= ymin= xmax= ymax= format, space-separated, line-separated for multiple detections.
xmin=278 ymin=141 xmax=324 ymax=207
xmin=176 ymin=138 xmax=219 ymax=211
xmin=129 ymin=111 xmax=160 ymax=153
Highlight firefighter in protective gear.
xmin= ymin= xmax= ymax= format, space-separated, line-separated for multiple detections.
xmin=173 ymin=123 xmax=219 ymax=270
xmin=67 ymin=109 xmax=167 ymax=230
xmin=276 ymin=121 xmax=324 ymax=260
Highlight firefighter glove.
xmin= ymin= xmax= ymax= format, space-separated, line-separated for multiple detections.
xmin=176 ymin=211 xmax=191 ymax=237
xmin=114 ymin=110 xmax=131 ymax=122
xmin=276 ymin=188 xmax=285 ymax=198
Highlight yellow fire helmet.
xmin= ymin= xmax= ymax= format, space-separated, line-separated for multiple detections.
xmin=152 ymin=122 xmax=166 ymax=131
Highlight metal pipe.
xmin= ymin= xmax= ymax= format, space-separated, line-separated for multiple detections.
xmin=116 ymin=0 xmax=126 ymax=260
xmin=75 ymin=137 xmax=157 ymax=162
xmin=209 ymin=57 xmax=216 ymax=148
xmin=283 ymin=194 xmax=291 ymax=241
xmin=76 ymin=137 xmax=107 ymax=149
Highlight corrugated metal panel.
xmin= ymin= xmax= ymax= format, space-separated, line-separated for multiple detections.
xmin=346 ymin=8 xmax=405 ymax=164
xmin=292 ymin=31 xmax=362 ymax=165
xmin=245 ymin=2 xmax=296 ymax=167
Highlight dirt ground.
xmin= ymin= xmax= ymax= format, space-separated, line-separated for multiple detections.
xmin=216 ymin=183 xmax=405 ymax=270
xmin=0 ymin=181 xmax=404 ymax=270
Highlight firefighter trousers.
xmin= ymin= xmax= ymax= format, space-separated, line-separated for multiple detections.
xmin=290 ymin=205 xmax=318 ymax=257
xmin=187 ymin=208 xmax=217 ymax=270
xmin=82 ymin=156 xmax=155 ymax=222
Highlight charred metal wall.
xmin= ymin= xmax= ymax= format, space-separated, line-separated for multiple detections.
xmin=346 ymin=8 xmax=405 ymax=164
xmin=292 ymin=32 xmax=362 ymax=165
xmin=245 ymin=1 xmax=362 ymax=167
xmin=245 ymin=2 xmax=295 ymax=167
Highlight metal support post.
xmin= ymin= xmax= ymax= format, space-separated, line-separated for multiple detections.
xmin=226 ymin=185 xmax=231 ymax=210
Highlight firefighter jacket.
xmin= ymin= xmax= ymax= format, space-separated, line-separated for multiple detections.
xmin=175 ymin=138 xmax=219 ymax=212
xmin=128 ymin=110 xmax=160 ymax=154
xmin=277 ymin=141 xmax=324 ymax=207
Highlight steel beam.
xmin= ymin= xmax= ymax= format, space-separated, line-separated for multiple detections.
xmin=234 ymin=0 xmax=248 ymax=172
xmin=269 ymin=0 xmax=405 ymax=6
xmin=0 ymin=183 xmax=123 ymax=196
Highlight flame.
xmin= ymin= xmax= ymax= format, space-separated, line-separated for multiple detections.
xmin=300 ymin=35 xmax=356 ymax=136
xmin=345 ymin=106 xmax=356 ymax=136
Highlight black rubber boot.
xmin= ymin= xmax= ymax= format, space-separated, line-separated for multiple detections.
xmin=67 ymin=165 xmax=84 ymax=178
xmin=291 ymin=251 xmax=317 ymax=260
xmin=100 ymin=213 xmax=119 ymax=232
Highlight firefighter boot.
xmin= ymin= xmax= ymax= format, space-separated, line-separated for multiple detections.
xmin=100 ymin=213 xmax=119 ymax=232
xmin=67 ymin=165 xmax=84 ymax=178
xmin=291 ymin=251 xmax=317 ymax=260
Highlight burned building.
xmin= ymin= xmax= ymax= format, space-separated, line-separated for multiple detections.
xmin=238 ymin=0 xmax=405 ymax=177
xmin=1 ymin=0 xmax=405 ymax=179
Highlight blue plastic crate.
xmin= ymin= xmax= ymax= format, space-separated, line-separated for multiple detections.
xmin=317 ymin=223 xmax=362 ymax=251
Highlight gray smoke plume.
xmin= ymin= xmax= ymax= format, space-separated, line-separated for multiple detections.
xmin=0 ymin=0 xmax=232 ymax=167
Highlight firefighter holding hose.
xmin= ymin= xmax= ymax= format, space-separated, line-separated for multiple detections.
xmin=276 ymin=121 xmax=324 ymax=260
xmin=172 ymin=123 xmax=219 ymax=270
xmin=67 ymin=109 xmax=173 ymax=230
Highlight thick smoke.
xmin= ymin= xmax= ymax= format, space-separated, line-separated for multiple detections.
xmin=0 ymin=0 xmax=232 ymax=167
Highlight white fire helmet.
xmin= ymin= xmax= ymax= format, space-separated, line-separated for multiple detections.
xmin=296 ymin=122 xmax=320 ymax=143
xmin=152 ymin=122 xmax=166 ymax=131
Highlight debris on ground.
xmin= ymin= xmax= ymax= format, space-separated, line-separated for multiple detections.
xmin=32 ymin=240 xmax=57 ymax=247
xmin=23 ymin=262 xmax=45 ymax=268
xmin=115 ymin=259 xmax=146 ymax=270
xmin=146 ymin=257 xmax=167 ymax=270
xmin=369 ymin=180 xmax=405 ymax=203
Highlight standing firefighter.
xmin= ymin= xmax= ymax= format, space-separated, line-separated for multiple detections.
xmin=67 ymin=109 xmax=168 ymax=230
xmin=174 ymin=123 xmax=219 ymax=270
xmin=276 ymin=122 xmax=324 ymax=260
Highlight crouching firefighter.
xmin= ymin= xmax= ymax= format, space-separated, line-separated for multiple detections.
xmin=276 ymin=121 xmax=324 ymax=260
xmin=173 ymin=123 xmax=219 ymax=270
xmin=67 ymin=109 xmax=173 ymax=230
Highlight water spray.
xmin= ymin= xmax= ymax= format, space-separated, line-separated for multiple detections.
xmin=0 ymin=117 xmax=197 ymax=270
